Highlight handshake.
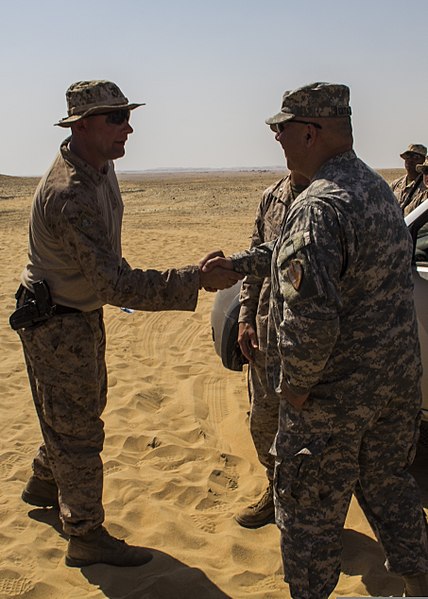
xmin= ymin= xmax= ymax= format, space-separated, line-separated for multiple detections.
xmin=198 ymin=250 xmax=242 ymax=292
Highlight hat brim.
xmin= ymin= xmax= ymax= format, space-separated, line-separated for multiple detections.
xmin=54 ymin=102 xmax=145 ymax=127
xmin=265 ymin=111 xmax=296 ymax=126
xmin=416 ymin=164 xmax=428 ymax=173
xmin=400 ymin=151 xmax=426 ymax=159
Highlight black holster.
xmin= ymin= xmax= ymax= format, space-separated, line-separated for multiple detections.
xmin=9 ymin=281 xmax=55 ymax=331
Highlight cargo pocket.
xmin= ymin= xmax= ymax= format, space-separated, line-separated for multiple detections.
xmin=275 ymin=433 xmax=331 ymax=509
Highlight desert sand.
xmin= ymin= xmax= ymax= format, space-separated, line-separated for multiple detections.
xmin=0 ymin=169 xmax=427 ymax=599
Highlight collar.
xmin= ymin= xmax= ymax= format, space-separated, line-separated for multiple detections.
xmin=60 ymin=137 xmax=111 ymax=186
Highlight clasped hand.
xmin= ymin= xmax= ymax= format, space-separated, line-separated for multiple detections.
xmin=198 ymin=250 xmax=243 ymax=292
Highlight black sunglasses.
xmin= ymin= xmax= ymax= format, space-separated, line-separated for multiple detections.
xmin=403 ymin=152 xmax=423 ymax=160
xmin=273 ymin=120 xmax=322 ymax=134
xmin=89 ymin=109 xmax=130 ymax=125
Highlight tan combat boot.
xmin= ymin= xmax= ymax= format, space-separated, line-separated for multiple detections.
xmin=234 ymin=482 xmax=275 ymax=528
xmin=21 ymin=476 xmax=59 ymax=508
xmin=66 ymin=526 xmax=153 ymax=567
xmin=402 ymin=572 xmax=428 ymax=596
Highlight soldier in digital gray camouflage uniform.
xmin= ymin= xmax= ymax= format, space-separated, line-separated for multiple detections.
xmin=13 ymin=80 xmax=241 ymax=568
xmin=201 ymin=82 xmax=428 ymax=598
xmin=235 ymin=171 xmax=309 ymax=529
xmin=390 ymin=143 xmax=427 ymax=215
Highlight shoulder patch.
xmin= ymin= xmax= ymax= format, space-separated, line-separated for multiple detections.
xmin=287 ymin=259 xmax=304 ymax=290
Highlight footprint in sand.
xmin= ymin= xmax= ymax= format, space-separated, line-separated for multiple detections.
xmin=189 ymin=513 xmax=217 ymax=534
xmin=0 ymin=571 xmax=35 ymax=597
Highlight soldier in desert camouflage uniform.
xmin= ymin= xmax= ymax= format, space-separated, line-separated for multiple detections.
xmin=406 ymin=155 xmax=428 ymax=216
xmin=12 ymin=80 xmax=241 ymax=568
xmin=235 ymin=171 xmax=309 ymax=529
xmin=390 ymin=143 xmax=427 ymax=215
xmin=202 ymin=82 xmax=428 ymax=598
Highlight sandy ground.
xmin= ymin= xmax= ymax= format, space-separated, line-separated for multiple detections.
xmin=0 ymin=168 xmax=427 ymax=599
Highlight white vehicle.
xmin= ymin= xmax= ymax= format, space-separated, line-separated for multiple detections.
xmin=211 ymin=200 xmax=428 ymax=422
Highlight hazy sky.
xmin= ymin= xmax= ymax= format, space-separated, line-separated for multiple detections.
xmin=2 ymin=0 xmax=428 ymax=176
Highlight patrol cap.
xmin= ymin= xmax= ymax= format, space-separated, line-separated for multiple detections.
xmin=265 ymin=82 xmax=351 ymax=126
xmin=416 ymin=157 xmax=428 ymax=173
xmin=55 ymin=80 xmax=145 ymax=127
xmin=400 ymin=144 xmax=427 ymax=159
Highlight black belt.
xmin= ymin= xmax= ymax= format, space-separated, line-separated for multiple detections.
xmin=21 ymin=288 xmax=81 ymax=314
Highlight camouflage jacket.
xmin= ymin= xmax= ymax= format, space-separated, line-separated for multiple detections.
xmin=391 ymin=173 xmax=428 ymax=215
xmin=231 ymin=150 xmax=422 ymax=409
xmin=21 ymin=139 xmax=200 ymax=312
xmin=238 ymin=175 xmax=295 ymax=352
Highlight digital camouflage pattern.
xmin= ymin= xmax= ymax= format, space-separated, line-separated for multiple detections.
xmin=231 ymin=150 xmax=428 ymax=598
xmin=55 ymin=80 xmax=144 ymax=126
xmin=239 ymin=176 xmax=307 ymax=480
xmin=265 ymin=82 xmax=351 ymax=126
xmin=390 ymin=173 xmax=428 ymax=216
xmin=17 ymin=139 xmax=201 ymax=535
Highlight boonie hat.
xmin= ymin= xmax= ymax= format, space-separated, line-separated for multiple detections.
xmin=265 ymin=81 xmax=351 ymax=126
xmin=416 ymin=157 xmax=428 ymax=173
xmin=55 ymin=80 xmax=145 ymax=127
xmin=400 ymin=144 xmax=427 ymax=159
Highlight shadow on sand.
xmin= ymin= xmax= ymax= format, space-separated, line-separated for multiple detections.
xmin=79 ymin=550 xmax=232 ymax=599
xmin=25 ymin=433 xmax=428 ymax=599
xmin=341 ymin=528 xmax=403 ymax=597
xmin=27 ymin=507 xmax=230 ymax=598
xmin=340 ymin=432 xmax=428 ymax=597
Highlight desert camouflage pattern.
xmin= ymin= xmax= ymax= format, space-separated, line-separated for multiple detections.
xmin=21 ymin=140 xmax=200 ymax=312
xmin=55 ymin=80 xmax=144 ymax=127
xmin=400 ymin=143 xmax=427 ymax=158
xmin=246 ymin=349 xmax=279 ymax=482
xmin=239 ymin=176 xmax=298 ymax=351
xmin=266 ymin=82 xmax=351 ymax=125
xmin=239 ymin=176 xmax=307 ymax=479
xmin=231 ymin=150 xmax=428 ymax=597
xmin=17 ymin=140 xmax=201 ymax=535
xmin=416 ymin=156 xmax=428 ymax=172
xmin=66 ymin=80 xmax=130 ymax=116
xmin=390 ymin=173 xmax=428 ymax=215
xmin=19 ymin=310 xmax=106 ymax=536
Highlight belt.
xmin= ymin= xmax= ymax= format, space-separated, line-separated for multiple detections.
xmin=21 ymin=288 xmax=81 ymax=314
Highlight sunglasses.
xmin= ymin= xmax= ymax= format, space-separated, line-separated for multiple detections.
xmin=273 ymin=120 xmax=323 ymax=134
xmin=403 ymin=152 xmax=423 ymax=160
xmin=90 ymin=109 xmax=131 ymax=125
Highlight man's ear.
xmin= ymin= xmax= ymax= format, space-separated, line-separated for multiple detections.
xmin=72 ymin=118 xmax=89 ymax=132
xmin=305 ymin=124 xmax=318 ymax=147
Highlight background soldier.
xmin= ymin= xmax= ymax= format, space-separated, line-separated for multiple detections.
xmin=235 ymin=170 xmax=309 ymax=529
xmin=13 ymin=80 xmax=241 ymax=568
xmin=202 ymin=82 xmax=428 ymax=598
xmin=390 ymin=143 xmax=427 ymax=214
xmin=405 ymin=155 xmax=428 ymax=216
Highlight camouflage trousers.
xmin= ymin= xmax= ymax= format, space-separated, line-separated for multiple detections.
xmin=248 ymin=349 xmax=279 ymax=481
xmin=18 ymin=309 xmax=107 ymax=536
xmin=272 ymin=390 xmax=428 ymax=599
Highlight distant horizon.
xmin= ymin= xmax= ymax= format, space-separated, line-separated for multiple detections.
xmin=1 ymin=165 xmax=405 ymax=180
